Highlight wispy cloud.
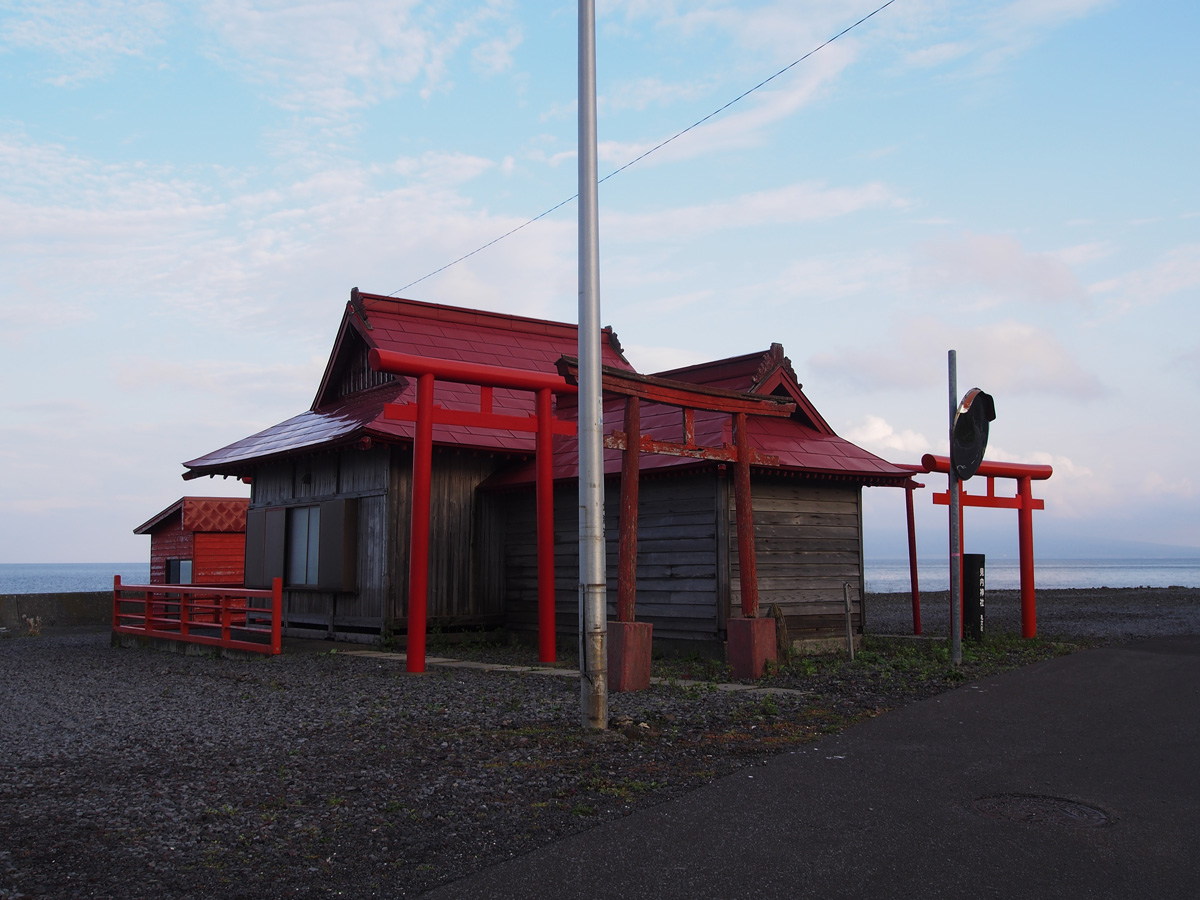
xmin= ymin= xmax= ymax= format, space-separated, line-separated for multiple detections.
xmin=1090 ymin=244 xmax=1200 ymax=310
xmin=0 ymin=0 xmax=170 ymax=84
xmin=605 ymin=179 xmax=903 ymax=242
xmin=198 ymin=0 xmax=515 ymax=115
xmin=916 ymin=232 xmax=1090 ymax=307
xmin=845 ymin=414 xmax=933 ymax=457
xmin=810 ymin=316 xmax=1108 ymax=400
xmin=597 ymin=44 xmax=855 ymax=167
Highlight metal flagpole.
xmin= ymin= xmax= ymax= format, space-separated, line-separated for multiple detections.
xmin=948 ymin=350 xmax=962 ymax=666
xmin=577 ymin=0 xmax=608 ymax=729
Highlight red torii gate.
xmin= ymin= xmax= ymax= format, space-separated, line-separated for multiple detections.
xmin=369 ymin=348 xmax=793 ymax=675
xmin=902 ymin=453 xmax=1053 ymax=639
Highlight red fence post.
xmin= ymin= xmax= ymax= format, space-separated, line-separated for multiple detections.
xmin=112 ymin=575 xmax=121 ymax=630
xmin=1018 ymin=476 xmax=1037 ymax=638
xmin=220 ymin=590 xmax=231 ymax=646
xmin=535 ymin=387 xmax=557 ymax=663
xmin=407 ymin=372 xmax=435 ymax=674
xmin=617 ymin=396 xmax=640 ymax=623
xmin=732 ymin=412 xmax=759 ymax=618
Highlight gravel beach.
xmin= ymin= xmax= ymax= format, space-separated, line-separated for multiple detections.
xmin=2 ymin=586 xmax=1197 ymax=899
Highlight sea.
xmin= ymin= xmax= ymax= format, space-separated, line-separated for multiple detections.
xmin=864 ymin=558 xmax=1200 ymax=593
xmin=2 ymin=559 xmax=1199 ymax=595
xmin=0 ymin=563 xmax=150 ymax=595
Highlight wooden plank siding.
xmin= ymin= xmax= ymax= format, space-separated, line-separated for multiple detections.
xmin=250 ymin=447 xmax=389 ymax=636
xmin=383 ymin=446 xmax=507 ymax=627
xmin=148 ymin=517 xmax=192 ymax=584
xmin=500 ymin=473 xmax=721 ymax=643
xmin=249 ymin=444 xmax=506 ymax=638
xmin=728 ymin=476 xmax=866 ymax=638
xmin=193 ymin=532 xmax=245 ymax=584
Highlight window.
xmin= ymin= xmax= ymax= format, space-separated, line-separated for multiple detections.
xmin=245 ymin=498 xmax=357 ymax=592
xmin=166 ymin=558 xmax=193 ymax=584
xmin=287 ymin=506 xmax=321 ymax=586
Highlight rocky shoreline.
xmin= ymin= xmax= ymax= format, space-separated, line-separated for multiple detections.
xmin=1 ymin=586 xmax=1197 ymax=899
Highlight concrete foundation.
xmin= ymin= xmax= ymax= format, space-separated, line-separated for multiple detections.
xmin=726 ymin=616 xmax=777 ymax=680
xmin=608 ymin=620 xmax=653 ymax=692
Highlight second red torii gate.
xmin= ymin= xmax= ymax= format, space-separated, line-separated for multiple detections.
xmin=903 ymin=453 xmax=1053 ymax=639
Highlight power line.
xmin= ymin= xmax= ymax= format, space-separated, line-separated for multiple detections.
xmin=389 ymin=0 xmax=899 ymax=297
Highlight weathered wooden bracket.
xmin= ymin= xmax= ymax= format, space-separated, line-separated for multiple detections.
xmin=604 ymin=430 xmax=780 ymax=467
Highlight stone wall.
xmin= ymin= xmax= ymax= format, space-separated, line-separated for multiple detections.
xmin=0 ymin=592 xmax=111 ymax=631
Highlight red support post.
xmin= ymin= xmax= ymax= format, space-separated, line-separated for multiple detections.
xmin=112 ymin=575 xmax=121 ymax=630
xmin=732 ymin=412 xmax=759 ymax=618
xmin=617 ymin=396 xmax=641 ymax=623
xmin=1018 ymin=476 xmax=1037 ymax=638
xmin=407 ymin=372 xmax=435 ymax=674
xmin=270 ymin=577 xmax=282 ymax=655
xmin=905 ymin=483 xmax=922 ymax=635
xmin=535 ymin=387 xmax=557 ymax=663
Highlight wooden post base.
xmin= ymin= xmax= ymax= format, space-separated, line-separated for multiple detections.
xmin=608 ymin=620 xmax=653 ymax=692
xmin=727 ymin=616 xmax=777 ymax=680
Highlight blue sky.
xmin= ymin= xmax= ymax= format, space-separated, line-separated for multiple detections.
xmin=1 ymin=0 xmax=1197 ymax=564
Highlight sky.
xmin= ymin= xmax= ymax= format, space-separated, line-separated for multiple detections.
xmin=1 ymin=0 xmax=1198 ymax=565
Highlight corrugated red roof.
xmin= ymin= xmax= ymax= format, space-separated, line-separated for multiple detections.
xmin=485 ymin=345 xmax=910 ymax=488
xmin=184 ymin=292 xmax=633 ymax=478
xmin=183 ymin=294 xmax=905 ymax=486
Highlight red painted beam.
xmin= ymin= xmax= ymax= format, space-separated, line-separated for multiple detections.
xmin=370 ymin=348 xmax=576 ymax=393
xmin=603 ymin=431 xmax=781 ymax=466
xmin=732 ymin=412 xmax=759 ymax=618
xmin=932 ymin=492 xmax=1045 ymax=511
xmin=383 ymin=401 xmax=577 ymax=436
xmin=406 ymin=373 xmax=435 ymax=674
xmin=558 ymin=358 xmax=796 ymax=417
xmin=617 ymin=397 xmax=640 ymax=623
xmin=905 ymin=483 xmax=922 ymax=635
xmin=920 ymin=453 xmax=1053 ymax=481
xmin=535 ymin=388 xmax=557 ymax=663
xmin=1018 ymin=476 xmax=1037 ymax=638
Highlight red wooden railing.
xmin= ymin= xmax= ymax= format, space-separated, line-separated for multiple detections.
xmin=112 ymin=576 xmax=282 ymax=655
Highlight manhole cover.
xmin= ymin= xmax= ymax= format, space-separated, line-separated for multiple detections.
xmin=971 ymin=794 xmax=1110 ymax=827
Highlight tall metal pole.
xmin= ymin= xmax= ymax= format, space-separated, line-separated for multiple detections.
xmin=948 ymin=351 xmax=962 ymax=666
xmin=577 ymin=0 xmax=608 ymax=729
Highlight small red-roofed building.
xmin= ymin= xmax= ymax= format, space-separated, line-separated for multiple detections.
xmin=134 ymin=496 xmax=250 ymax=585
xmin=182 ymin=290 xmax=911 ymax=648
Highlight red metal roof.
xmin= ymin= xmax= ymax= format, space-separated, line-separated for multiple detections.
xmin=134 ymin=497 xmax=249 ymax=535
xmin=184 ymin=292 xmax=633 ymax=478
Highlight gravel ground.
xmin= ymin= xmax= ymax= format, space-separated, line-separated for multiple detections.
xmin=2 ymin=586 xmax=1197 ymax=900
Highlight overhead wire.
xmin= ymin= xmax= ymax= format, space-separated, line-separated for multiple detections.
xmin=389 ymin=0 xmax=898 ymax=297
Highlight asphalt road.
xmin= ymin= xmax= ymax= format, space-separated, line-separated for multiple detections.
xmin=422 ymin=635 xmax=1200 ymax=899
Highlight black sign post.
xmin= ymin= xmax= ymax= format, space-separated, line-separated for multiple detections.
xmin=962 ymin=553 xmax=985 ymax=642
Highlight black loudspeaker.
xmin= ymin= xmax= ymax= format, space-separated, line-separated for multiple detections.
xmin=951 ymin=388 xmax=996 ymax=481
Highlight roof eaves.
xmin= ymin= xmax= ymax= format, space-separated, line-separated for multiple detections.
xmin=133 ymin=498 xmax=185 ymax=534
